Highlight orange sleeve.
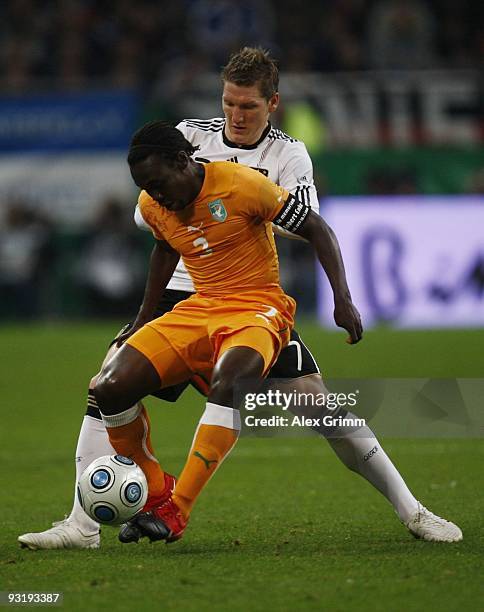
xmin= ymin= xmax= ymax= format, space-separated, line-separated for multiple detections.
xmin=236 ymin=166 xmax=290 ymax=221
xmin=138 ymin=191 xmax=165 ymax=240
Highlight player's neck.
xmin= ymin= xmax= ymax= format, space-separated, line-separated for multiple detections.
xmin=223 ymin=122 xmax=271 ymax=149
xmin=189 ymin=161 xmax=206 ymax=202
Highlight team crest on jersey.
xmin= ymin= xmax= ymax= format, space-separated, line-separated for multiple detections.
xmin=208 ymin=199 xmax=227 ymax=222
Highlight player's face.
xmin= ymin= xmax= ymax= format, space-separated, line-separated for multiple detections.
xmin=222 ymin=81 xmax=279 ymax=146
xmin=130 ymin=154 xmax=197 ymax=211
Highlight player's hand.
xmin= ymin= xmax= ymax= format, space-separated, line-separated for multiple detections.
xmin=115 ymin=314 xmax=151 ymax=346
xmin=333 ymin=298 xmax=363 ymax=344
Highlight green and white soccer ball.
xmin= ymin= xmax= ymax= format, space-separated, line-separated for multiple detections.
xmin=77 ymin=455 xmax=148 ymax=525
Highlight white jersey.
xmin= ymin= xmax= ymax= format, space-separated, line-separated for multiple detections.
xmin=134 ymin=117 xmax=319 ymax=293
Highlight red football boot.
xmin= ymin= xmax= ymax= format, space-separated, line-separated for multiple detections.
xmin=118 ymin=472 xmax=176 ymax=543
xmin=142 ymin=473 xmax=177 ymax=512
xmin=135 ymin=498 xmax=188 ymax=543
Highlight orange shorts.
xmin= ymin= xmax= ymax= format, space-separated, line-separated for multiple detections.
xmin=126 ymin=289 xmax=295 ymax=389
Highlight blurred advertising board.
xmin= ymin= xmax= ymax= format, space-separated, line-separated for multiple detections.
xmin=0 ymin=90 xmax=138 ymax=151
xmin=317 ymin=197 xmax=484 ymax=328
xmin=0 ymin=90 xmax=139 ymax=225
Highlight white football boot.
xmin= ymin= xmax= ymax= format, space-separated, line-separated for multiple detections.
xmin=18 ymin=518 xmax=100 ymax=550
xmin=404 ymin=503 xmax=463 ymax=542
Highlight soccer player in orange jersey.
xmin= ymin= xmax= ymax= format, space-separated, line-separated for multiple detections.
xmin=19 ymin=48 xmax=462 ymax=550
xmin=92 ymin=120 xmax=362 ymax=542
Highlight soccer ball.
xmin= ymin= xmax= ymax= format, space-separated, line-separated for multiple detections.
xmin=77 ymin=455 xmax=148 ymax=525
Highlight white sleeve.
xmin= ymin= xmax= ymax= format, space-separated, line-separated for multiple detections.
xmin=279 ymin=140 xmax=319 ymax=214
xmin=176 ymin=120 xmax=191 ymax=140
xmin=134 ymin=204 xmax=151 ymax=232
xmin=176 ymin=120 xmax=187 ymax=134
xmin=273 ymin=141 xmax=319 ymax=240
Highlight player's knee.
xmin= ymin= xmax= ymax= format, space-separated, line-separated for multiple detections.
xmin=93 ymin=367 xmax=126 ymax=413
xmin=209 ymin=347 xmax=265 ymax=406
xmin=208 ymin=376 xmax=234 ymax=406
xmin=210 ymin=367 xmax=262 ymax=406
xmin=89 ymin=373 xmax=99 ymax=388
xmin=93 ymin=370 xmax=117 ymax=400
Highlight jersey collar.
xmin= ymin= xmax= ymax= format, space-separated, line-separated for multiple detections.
xmin=222 ymin=121 xmax=272 ymax=150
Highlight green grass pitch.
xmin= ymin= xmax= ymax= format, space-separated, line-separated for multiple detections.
xmin=1 ymin=322 xmax=483 ymax=611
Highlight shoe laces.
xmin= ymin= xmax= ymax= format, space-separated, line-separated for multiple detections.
xmin=416 ymin=504 xmax=449 ymax=527
xmin=51 ymin=515 xmax=69 ymax=528
xmin=161 ymin=474 xmax=176 ymax=500
xmin=156 ymin=500 xmax=181 ymax=523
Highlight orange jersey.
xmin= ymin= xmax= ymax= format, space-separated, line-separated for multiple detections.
xmin=138 ymin=161 xmax=290 ymax=297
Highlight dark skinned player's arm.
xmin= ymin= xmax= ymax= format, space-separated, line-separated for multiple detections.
xmin=116 ymin=239 xmax=180 ymax=344
xmin=295 ymin=210 xmax=363 ymax=344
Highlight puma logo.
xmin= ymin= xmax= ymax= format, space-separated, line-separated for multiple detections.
xmin=187 ymin=222 xmax=204 ymax=234
xmin=255 ymin=305 xmax=278 ymax=324
xmin=194 ymin=451 xmax=218 ymax=470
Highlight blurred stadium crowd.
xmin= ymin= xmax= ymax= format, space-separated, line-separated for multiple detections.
xmin=0 ymin=196 xmax=147 ymax=320
xmin=1 ymin=0 xmax=483 ymax=89
xmin=0 ymin=0 xmax=483 ymax=321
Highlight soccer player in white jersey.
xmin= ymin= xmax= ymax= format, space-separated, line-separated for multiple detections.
xmin=19 ymin=47 xmax=461 ymax=549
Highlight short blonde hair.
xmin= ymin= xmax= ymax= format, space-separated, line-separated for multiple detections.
xmin=221 ymin=47 xmax=279 ymax=100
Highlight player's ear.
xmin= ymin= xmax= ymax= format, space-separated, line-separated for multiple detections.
xmin=268 ymin=92 xmax=279 ymax=113
xmin=175 ymin=151 xmax=190 ymax=169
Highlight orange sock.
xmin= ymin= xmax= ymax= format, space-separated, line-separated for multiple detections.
xmin=103 ymin=403 xmax=166 ymax=498
xmin=173 ymin=403 xmax=240 ymax=518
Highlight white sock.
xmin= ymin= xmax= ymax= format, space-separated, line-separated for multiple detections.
xmin=325 ymin=413 xmax=419 ymax=522
xmin=67 ymin=415 xmax=115 ymax=531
